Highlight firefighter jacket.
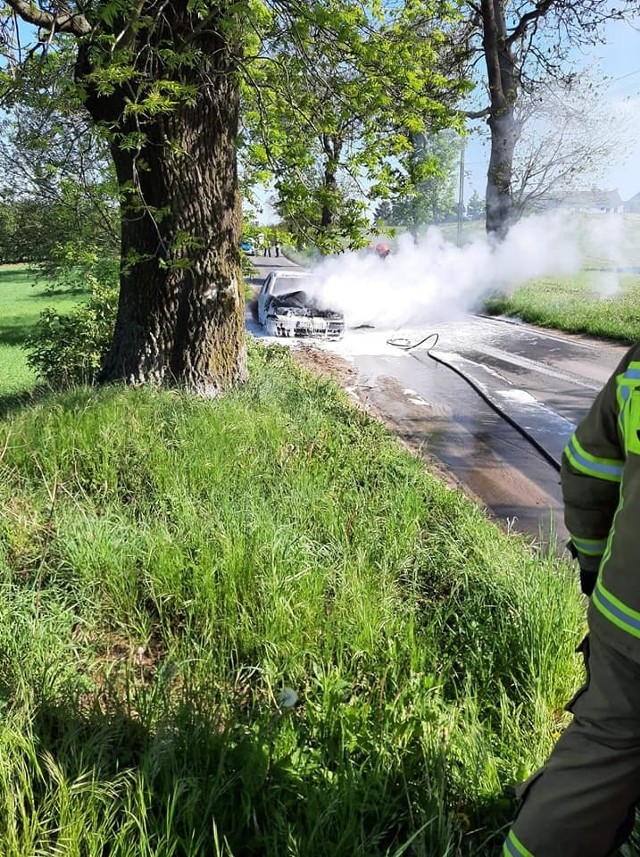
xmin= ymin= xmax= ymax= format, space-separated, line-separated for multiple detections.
xmin=562 ymin=341 xmax=640 ymax=659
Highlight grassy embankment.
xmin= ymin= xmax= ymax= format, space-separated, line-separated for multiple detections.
xmin=0 ymin=266 xmax=82 ymax=407
xmin=0 ymin=267 xmax=588 ymax=854
xmin=484 ymin=214 xmax=640 ymax=343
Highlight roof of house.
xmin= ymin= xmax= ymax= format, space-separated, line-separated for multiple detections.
xmin=551 ymin=189 xmax=623 ymax=208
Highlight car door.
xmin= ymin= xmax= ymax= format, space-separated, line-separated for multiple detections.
xmin=258 ymin=275 xmax=274 ymax=326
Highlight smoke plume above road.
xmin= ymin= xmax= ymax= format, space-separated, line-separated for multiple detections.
xmin=584 ymin=214 xmax=625 ymax=298
xmin=311 ymin=214 xmax=583 ymax=329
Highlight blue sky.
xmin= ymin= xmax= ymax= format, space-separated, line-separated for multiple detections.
xmin=592 ymin=16 xmax=640 ymax=198
xmin=464 ymin=16 xmax=640 ymax=203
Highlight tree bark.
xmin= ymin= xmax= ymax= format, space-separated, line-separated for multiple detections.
xmin=320 ymin=134 xmax=341 ymax=231
xmin=480 ymin=0 xmax=520 ymax=238
xmin=486 ymin=105 xmax=519 ymax=237
xmin=320 ymin=160 xmax=339 ymax=230
xmin=76 ymin=9 xmax=247 ymax=395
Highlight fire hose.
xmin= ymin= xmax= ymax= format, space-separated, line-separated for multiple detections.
xmin=386 ymin=332 xmax=562 ymax=474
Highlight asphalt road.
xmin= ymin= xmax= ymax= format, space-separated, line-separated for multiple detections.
xmin=351 ymin=323 xmax=625 ymax=548
xmin=249 ymin=255 xmax=627 ymax=549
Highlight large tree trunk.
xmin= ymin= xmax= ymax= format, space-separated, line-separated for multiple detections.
xmin=486 ymin=105 xmax=519 ymax=238
xmin=76 ymin=12 xmax=246 ymax=395
xmin=481 ymin=0 xmax=520 ymax=239
xmin=101 ymin=102 xmax=246 ymax=394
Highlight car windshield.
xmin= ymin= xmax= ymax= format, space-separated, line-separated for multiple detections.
xmin=272 ymin=277 xmax=314 ymax=296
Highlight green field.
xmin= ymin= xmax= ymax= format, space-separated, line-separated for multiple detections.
xmin=0 ymin=266 xmax=82 ymax=404
xmin=486 ymin=271 xmax=640 ymax=342
xmin=483 ymin=213 xmax=640 ymax=342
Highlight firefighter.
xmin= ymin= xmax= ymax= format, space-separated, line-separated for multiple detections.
xmin=503 ymin=343 xmax=640 ymax=857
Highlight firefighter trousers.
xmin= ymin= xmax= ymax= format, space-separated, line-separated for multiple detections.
xmin=503 ymin=633 xmax=640 ymax=857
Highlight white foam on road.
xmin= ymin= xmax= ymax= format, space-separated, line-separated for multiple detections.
xmin=495 ymin=389 xmax=538 ymax=404
xmin=247 ymin=311 xmax=435 ymax=359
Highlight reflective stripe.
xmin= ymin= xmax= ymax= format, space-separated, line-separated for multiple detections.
xmin=597 ymin=469 xmax=625 ymax=586
xmin=618 ymin=383 xmax=631 ymax=432
xmin=571 ymin=535 xmax=607 ymax=557
xmin=591 ymin=380 xmax=639 ymax=640
xmin=504 ymin=830 xmax=534 ymax=857
xmin=564 ymin=434 xmax=623 ymax=482
xmin=618 ymin=365 xmax=640 ymax=429
xmin=593 ymin=578 xmax=640 ymax=639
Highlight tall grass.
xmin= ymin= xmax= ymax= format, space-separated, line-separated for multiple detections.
xmin=0 ymin=342 xmax=585 ymax=855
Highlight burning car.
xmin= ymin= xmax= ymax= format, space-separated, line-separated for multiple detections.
xmin=257 ymin=271 xmax=344 ymax=340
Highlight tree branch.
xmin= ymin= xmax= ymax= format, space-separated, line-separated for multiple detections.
xmin=464 ymin=106 xmax=490 ymax=119
xmin=506 ymin=0 xmax=555 ymax=47
xmin=4 ymin=0 xmax=91 ymax=36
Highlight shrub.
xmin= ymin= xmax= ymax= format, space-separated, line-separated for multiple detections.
xmin=35 ymin=242 xmax=120 ymax=296
xmin=25 ymin=278 xmax=118 ymax=387
xmin=25 ymin=257 xmax=256 ymax=387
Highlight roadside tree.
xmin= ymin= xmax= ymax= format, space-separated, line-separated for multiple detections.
xmin=373 ymin=200 xmax=394 ymax=229
xmin=243 ymin=3 xmax=468 ymax=253
xmin=465 ymin=0 xmax=637 ymax=237
xmin=390 ymin=129 xmax=462 ymax=234
xmin=510 ymin=77 xmax=634 ymax=217
xmin=0 ymin=3 xmax=249 ymax=392
xmin=466 ymin=190 xmax=485 ymax=220
xmin=0 ymin=1 xmax=467 ymax=390
xmin=0 ymin=52 xmax=119 ymax=267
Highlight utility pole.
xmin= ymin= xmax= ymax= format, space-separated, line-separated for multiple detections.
xmin=457 ymin=138 xmax=465 ymax=248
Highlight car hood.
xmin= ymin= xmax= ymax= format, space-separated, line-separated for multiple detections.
xmin=269 ymin=289 xmax=343 ymax=318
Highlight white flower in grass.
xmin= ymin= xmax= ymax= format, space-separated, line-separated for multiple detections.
xmin=277 ymin=687 xmax=298 ymax=708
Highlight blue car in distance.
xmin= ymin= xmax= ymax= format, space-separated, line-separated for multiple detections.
xmin=241 ymin=238 xmax=256 ymax=256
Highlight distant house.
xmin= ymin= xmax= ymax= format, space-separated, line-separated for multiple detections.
xmin=547 ymin=189 xmax=624 ymax=214
xmin=624 ymin=191 xmax=640 ymax=214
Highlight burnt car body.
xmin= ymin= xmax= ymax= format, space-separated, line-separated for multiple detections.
xmin=257 ymin=271 xmax=344 ymax=340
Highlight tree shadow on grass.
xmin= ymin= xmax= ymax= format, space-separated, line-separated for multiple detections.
xmin=28 ymin=286 xmax=91 ymax=299
xmin=20 ymin=691 xmax=514 ymax=857
xmin=0 ymin=385 xmax=58 ymax=420
xmin=0 ymin=390 xmax=35 ymax=421
xmin=0 ymin=321 xmax=35 ymax=347
xmin=0 ymin=266 xmax=34 ymax=283
xmin=586 ymin=266 xmax=640 ymax=275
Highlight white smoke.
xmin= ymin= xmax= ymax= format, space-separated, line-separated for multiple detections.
xmin=309 ymin=213 xmax=582 ymax=329
xmin=583 ymin=214 xmax=624 ymax=297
